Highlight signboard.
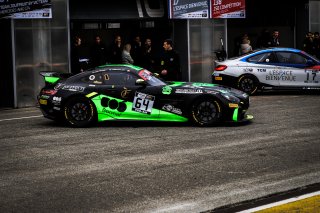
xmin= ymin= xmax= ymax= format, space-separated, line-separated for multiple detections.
xmin=211 ymin=0 xmax=245 ymax=18
xmin=70 ymin=0 xmax=166 ymax=20
xmin=0 ymin=0 xmax=52 ymax=19
xmin=169 ymin=0 xmax=210 ymax=19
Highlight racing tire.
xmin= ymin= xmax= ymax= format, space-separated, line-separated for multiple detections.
xmin=190 ymin=98 xmax=222 ymax=126
xmin=64 ymin=97 xmax=96 ymax=127
xmin=237 ymin=75 xmax=259 ymax=95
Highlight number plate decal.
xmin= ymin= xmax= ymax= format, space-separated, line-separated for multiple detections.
xmin=132 ymin=92 xmax=155 ymax=114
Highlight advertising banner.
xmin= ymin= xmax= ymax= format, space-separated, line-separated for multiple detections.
xmin=169 ymin=0 xmax=210 ymax=19
xmin=211 ymin=0 xmax=245 ymax=18
xmin=0 ymin=0 xmax=52 ymax=19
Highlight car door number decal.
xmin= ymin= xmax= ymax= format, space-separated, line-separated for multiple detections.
xmin=305 ymin=70 xmax=319 ymax=83
xmin=132 ymin=92 xmax=155 ymax=114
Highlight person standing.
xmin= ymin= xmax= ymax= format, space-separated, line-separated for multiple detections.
xmin=160 ymin=39 xmax=181 ymax=81
xmin=90 ymin=35 xmax=108 ymax=68
xmin=130 ymin=35 xmax=143 ymax=66
xmin=268 ymin=30 xmax=280 ymax=47
xmin=303 ymin=32 xmax=314 ymax=55
xmin=239 ymin=34 xmax=253 ymax=55
xmin=313 ymin=32 xmax=320 ymax=59
xmin=142 ymin=38 xmax=155 ymax=70
xmin=122 ymin=43 xmax=134 ymax=64
xmin=71 ymin=36 xmax=85 ymax=74
xmin=109 ymin=35 xmax=123 ymax=64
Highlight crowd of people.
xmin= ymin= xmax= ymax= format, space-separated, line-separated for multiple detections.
xmin=71 ymin=34 xmax=181 ymax=81
xmin=302 ymin=31 xmax=320 ymax=59
xmin=237 ymin=29 xmax=281 ymax=55
xmin=238 ymin=29 xmax=320 ymax=59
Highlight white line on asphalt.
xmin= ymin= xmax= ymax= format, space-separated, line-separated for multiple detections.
xmin=237 ymin=190 xmax=320 ymax=213
xmin=0 ymin=115 xmax=43 ymax=122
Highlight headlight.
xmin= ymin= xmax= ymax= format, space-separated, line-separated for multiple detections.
xmin=242 ymin=93 xmax=249 ymax=98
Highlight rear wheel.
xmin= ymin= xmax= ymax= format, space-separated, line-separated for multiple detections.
xmin=237 ymin=75 xmax=259 ymax=95
xmin=190 ymin=98 xmax=222 ymax=126
xmin=64 ymin=97 xmax=96 ymax=127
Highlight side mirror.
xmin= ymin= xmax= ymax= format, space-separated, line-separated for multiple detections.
xmin=136 ymin=79 xmax=147 ymax=86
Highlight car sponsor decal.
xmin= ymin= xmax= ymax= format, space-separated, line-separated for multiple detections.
xmin=257 ymin=68 xmax=266 ymax=72
xmin=86 ymin=92 xmax=98 ymax=98
xmin=162 ymin=104 xmax=182 ymax=115
xmin=121 ymin=87 xmax=131 ymax=98
xmin=192 ymin=83 xmax=218 ymax=87
xmin=54 ymin=83 xmax=64 ymax=90
xmin=132 ymin=92 xmax=155 ymax=114
xmin=266 ymin=70 xmax=296 ymax=81
xmin=205 ymin=90 xmax=219 ymax=94
xmin=243 ymin=68 xmax=253 ymax=72
xmin=89 ymin=75 xmax=95 ymax=80
xmin=175 ymin=89 xmax=203 ymax=94
xmin=40 ymin=95 xmax=50 ymax=99
xmin=52 ymin=96 xmax=62 ymax=105
xmin=162 ymin=86 xmax=172 ymax=95
xmin=62 ymin=85 xmax=85 ymax=92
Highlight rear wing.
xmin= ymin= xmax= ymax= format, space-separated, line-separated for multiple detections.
xmin=39 ymin=71 xmax=73 ymax=85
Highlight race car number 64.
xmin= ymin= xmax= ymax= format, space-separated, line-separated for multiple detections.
xmin=133 ymin=92 xmax=155 ymax=114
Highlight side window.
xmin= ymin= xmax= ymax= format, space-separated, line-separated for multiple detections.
xmin=123 ymin=73 xmax=138 ymax=86
xmin=275 ymin=52 xmax=307 ymax=64
xmin=289 ymin=53 xmax=307 ymax=64
xmin=103 ymin=71 xmax=138 ymax=86
xmin=247 ymin=52 xmax=276 ymax=63
xmin=276 ymin=52 xmax=290 ymax=63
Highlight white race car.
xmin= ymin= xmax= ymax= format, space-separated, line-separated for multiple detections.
xmin=212 ymin=47 xmax=320 ymax=94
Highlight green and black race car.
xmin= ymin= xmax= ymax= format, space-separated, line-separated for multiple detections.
xmin=37 ymin=64 xmax=253 ymax=127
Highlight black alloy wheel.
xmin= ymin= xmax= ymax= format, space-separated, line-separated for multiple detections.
xmin=238 ymin=75 xmax=259 ymax=95
xmin=191 ymin=98 xmax=221 ymax=126
xmin=64 ymin=97 xmax=96 ymax=127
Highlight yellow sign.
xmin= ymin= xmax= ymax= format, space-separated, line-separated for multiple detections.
xmin=39 ymin=99 xmax=47 ymax=105
xmin=229 ymin=103 xmax=238 ymax=108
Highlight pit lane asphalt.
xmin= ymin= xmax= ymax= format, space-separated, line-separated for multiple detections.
xmin=0 ymin=91 xmax=319 ymax=212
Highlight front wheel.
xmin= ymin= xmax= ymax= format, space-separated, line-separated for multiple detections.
xmin=237 ymin=75 xmax=259 ymax=95
xmin=64 ymin=97 xmax=96 ymax=127
xmin=190 ymin=98 xmax=222 ymax=126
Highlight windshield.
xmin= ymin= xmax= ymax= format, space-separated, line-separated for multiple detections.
xmin=138 ymin=69 xmax=167 ymax=86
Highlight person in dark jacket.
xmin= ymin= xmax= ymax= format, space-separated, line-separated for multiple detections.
xmin=90 ymin=35 xmax=108 ymax=68
xmin=268 ymin=30 xmax=280 ymax=47
xmin=313 ymin=32 xmax=320 ymax=59
xmin=303 ymin=32 xmax=314 ymax=55
xmin=130 ymin=35 xmax=143 ymax=66
xmin=159 ymin=39 xmax=181 ymax=81
xmin=109 ymin=35 xmax=123 ymax=64
xmin=141 ymin=38 xmax=156 ymax=71
xmin=71 ymin=36 xmax=84 ymax=74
